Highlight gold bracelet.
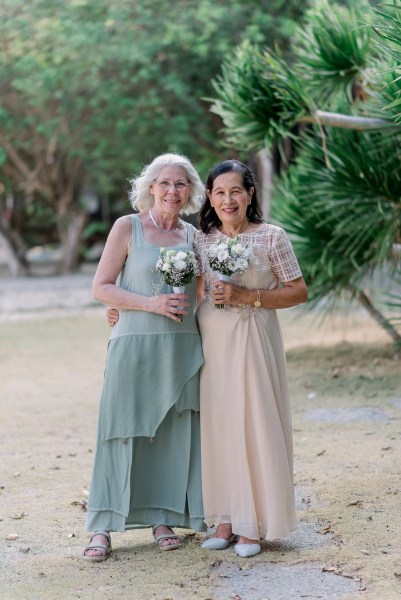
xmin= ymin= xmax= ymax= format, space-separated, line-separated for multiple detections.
xmin=253 ymin=290 xmax=262 ymax=308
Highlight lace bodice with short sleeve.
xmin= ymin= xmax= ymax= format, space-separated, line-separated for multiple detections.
xmin=194 ymin=223 xmax=302 ymax=312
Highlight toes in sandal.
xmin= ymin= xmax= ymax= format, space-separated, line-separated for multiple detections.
xmin=83 ymin=530 xmax=112 ymax=562
xmin=152 ymin=525 xmax=183 ymax=551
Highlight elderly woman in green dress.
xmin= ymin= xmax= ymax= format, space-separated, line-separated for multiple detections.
xmin=83 ymin=153 xmax=205 ymax=561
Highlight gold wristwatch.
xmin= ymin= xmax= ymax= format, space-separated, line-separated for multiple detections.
xmin=253 ymin=290 xmax=262 ymax=308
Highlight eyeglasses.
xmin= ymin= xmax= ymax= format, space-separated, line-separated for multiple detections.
xmin=154 ymin=180 xmax=191 ymax=192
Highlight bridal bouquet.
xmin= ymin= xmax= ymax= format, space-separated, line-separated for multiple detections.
xmin=156 ymin=248 xmax=199 ymax=320
xmin=156 ymin=248 xmax=199 ymax=287
xmin=207 ymin=235 xmax=251 ymax=308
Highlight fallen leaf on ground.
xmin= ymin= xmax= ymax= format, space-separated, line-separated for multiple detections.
xmin=323 ymin=564 xmax=364 ymax=585
xmin=211 ymin=559 xmax=222 ymax=567
xmin=347 ymin=500 xmax=364 ymax=508
xmin=320 ymin=525 xmax=334 ymax=534
xmin=322 ymin=565 xmax=338 ymax=572
xmin=71 ymin=499 xmax=87 ymax=511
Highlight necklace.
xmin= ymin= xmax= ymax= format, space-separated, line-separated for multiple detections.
xmin=220 ymin=219 xmax=249 ymax=237
xmin=149 ymin=209 xmax=180 ymax=232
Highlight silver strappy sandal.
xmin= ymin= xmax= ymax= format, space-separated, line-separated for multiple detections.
xmin=152 ymin=525 xmax=183 ymax=551
xmin=83 ymin=530 xmax=112 ymax=562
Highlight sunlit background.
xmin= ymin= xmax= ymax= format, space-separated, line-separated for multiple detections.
xmin=0 ymin=0 xmax=399 ymax=345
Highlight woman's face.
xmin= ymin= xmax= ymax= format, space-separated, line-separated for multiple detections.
xmin=207 ymin=171 xmax=254 ymax=226
xmin=150 ymin=166 xmax=191 ymax=215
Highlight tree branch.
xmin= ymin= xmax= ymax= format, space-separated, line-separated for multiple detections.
xmin=0 ymin=131 xmax=33 ymax=179
xmin=301 ymin=111 xmax=397 ymax=131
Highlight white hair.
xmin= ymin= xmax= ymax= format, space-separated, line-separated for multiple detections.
xmin=128 ymin=153 xmax=204 ymax=214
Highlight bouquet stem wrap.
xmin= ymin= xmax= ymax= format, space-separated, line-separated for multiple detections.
xmin=173 ymin=285 xmax=186 ymax=321
xmin=216 ymin=273 xmax=231 ymax=309
xmin=155 ymin=248 xmax=199 ymax=323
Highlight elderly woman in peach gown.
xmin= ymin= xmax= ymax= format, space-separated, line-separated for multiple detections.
xmin=194 ymin=159 xmax=307 ymax=558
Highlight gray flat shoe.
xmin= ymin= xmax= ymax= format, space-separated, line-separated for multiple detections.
xmin=202 ymin=534 xmax=237 ymax=550
xmin=234 ymin=543 xmax=261 ymax=558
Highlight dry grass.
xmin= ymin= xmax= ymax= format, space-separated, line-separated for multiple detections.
xmin=0 ymin=309 xmax=400 ymax=599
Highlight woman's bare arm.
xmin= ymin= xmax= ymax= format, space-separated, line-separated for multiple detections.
xmin=213 ymin=276 xmax=308 ymax=309
xmin=93 ymin=216 xmax=188 ymax=321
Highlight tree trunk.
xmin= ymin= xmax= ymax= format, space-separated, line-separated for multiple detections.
xmin=57 ymin=209 xmax=88 ymax=274
xmin=254 ymin=148 xmax=273 ymax=220
xmin=0 ymin=228 xmax=29 ymax=276
xmin=354 ymin=287 xmax=401 ymax=344
xmin=0 ymin=202 xmax=29 ymax=279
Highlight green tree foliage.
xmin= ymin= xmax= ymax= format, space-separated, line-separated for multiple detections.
xmin=292 ymin=0 xmax=372 ymax=104
xmin=371 ymin=1 xmax=401 ymax=122
xmin=209 ymin=0 xmax=401 ymax=343
xmin=0 ymin=0 xmax=308 ymax=274
xmin=210 ymin=43 xmax=312 ymax=153
xmin=275 ymin=129 xmax=400 ymax=295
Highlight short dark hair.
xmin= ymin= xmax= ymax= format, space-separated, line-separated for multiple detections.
xmin=199 ymin=160 xmax=264 ymax=233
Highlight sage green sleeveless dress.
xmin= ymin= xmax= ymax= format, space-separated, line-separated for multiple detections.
xmin=86 ymin=214 xmax=205 ymax=533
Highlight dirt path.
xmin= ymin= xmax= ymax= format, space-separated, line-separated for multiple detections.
xmin=1 ymin=273 xmax=401 ymax=599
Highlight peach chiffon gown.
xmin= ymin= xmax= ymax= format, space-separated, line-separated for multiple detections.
xmin=195 ymin=224 xmax=302 ymax=541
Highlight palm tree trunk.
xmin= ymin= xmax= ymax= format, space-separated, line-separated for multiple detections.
xmin=354 ymin=287 xmax=401 ymax=343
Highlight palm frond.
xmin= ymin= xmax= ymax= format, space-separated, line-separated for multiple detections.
xmin=292 ymin=0 xmax=372 ymax=105
xmin=208 ymin=41 xmax=312 ymax=151
xmin=362 ymin=61 xmax=401 ymax=123
xmin=373 ymin=0 xmax=401 ymax=62
xmin=272 ymin=127 xmax=401 ymax=306
xmin=371 ymin=1 xmax=401 ymax=122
